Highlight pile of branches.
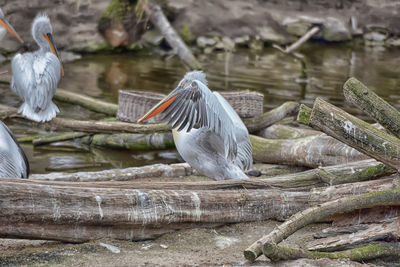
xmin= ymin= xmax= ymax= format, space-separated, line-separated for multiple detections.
xmin=1 ymin=77 xmax=400 ymax=264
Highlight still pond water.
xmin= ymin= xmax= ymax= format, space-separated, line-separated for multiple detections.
xmin=1 ymin=43 xmax=400 ymax=174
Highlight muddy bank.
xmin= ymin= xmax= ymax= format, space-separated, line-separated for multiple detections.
xmin=0 ymin=0 xmax=400 ymax=53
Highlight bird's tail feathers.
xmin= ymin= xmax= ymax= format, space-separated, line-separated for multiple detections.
xmin=18 ymin=101 xmax=59 ymax=122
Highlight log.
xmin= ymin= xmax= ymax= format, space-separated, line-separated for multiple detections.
xmin=259 ymin=124 xmax=322 ymax=139
xmin=331 ymin=206 xmax=400 ymax=226
xmin=307 ymin=98 xmax=400 ymax=171
xmin=0 ymin=104 xmax=17 ymax=119
xmin=262 ymin=242 xmax=400 ymax=262
xmin=244 ymin=101 xmax=299 ymax=133
xmin=0 ymin=176 xmax=398 ymax=242
xmin=80 ymin=132 xmax=175 ymax=150
xmin=343 ymin=77 xmax=400 ymax=138
xmin=244 ymin=187 xmax=400 ymax=262
xmin=297 ymin=104 xmax=312 ymax=125
xmin=307 ymin=219 xmax=400 ymax=252
xmin=54 ymin=89 xmax=118 ymax=116
xmin=142 ymin=1 xmax=202 ymax=69
xmin=30 ymin=159 xmax=393 ymax=192
xmin=250 ymin=134 xmax=369 ymax=167
xmin=32 ymin=132 xmax=90 ymax=146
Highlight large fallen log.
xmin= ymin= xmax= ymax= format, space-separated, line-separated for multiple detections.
xmin=304 ymin=98 xmax=400 ymax=171
xmin=244 ymin=187 xmax=400 ymax=262
xmin=54 ymin=89 xmax=118 ymax=116
xmin=141 ymin=1 xmax=202 ymax=69
xmin=251 ymin=134 xmax=369 ymax=167
xmin=0 ymin=176 xmax=398 ymax=242
xmin=245 ymin=101 xmax=299 ymax=133
xmin=32 ymin=132 xmax=90 ymax=146
xmin=344 ymin=77 xmax=400 ymax=138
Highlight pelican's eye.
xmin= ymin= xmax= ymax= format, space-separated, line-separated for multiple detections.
xmin=180 ymin=81 xmax=185 ymax=87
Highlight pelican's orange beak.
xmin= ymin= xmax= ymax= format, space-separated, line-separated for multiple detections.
xmin=137 ymin=94 xmax=179 ymax=123
xmin=43 ymin=33 xmax=64 ymax=77
xmin=0 ymin=18 xmax=24 ymax=44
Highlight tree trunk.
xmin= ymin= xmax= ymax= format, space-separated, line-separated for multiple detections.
xmin=0 ymin=177 xmax=398 ymax=242
xmin=343 ymin=77 xmax=400 ymax=138
xmin=32 ymin=132 xmax=90 ymax=146
xmin=307 ymin=98 xmax=400 ymax=171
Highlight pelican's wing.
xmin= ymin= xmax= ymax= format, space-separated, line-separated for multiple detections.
xmin=11 ymin=53 xmax=35 ymax=100
xmin=162 ymin=80 xmax=238 ymax=161
xmin=0 ymin=121 xmax=29 ymax=178
xmin=213 ymin=92 xmax=252 ymax=170
xmin=31 ymin=52 xmax=61 ymax=111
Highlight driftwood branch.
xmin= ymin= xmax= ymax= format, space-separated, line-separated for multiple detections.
xmin=244 ymin=101 xmax=299 ymax=133
xmin=142 ymin=1 xmax=202 ymax=69
xmin=306 ymin=98 xmax=400 ymax=171
xmin=244 ymin=187 xmax=400 ymax=262
xmin=343 ymin=77 xmax=400 ymax=138
xmin=54 ymin=89 xmax=118 ymax=116
xmin=273 ymin=26 xmax=320 ymax=59
xmin=1 ymin=176 xmax=398 ymax=242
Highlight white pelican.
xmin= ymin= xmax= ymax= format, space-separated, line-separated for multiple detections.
xmin=138 ymin=71 xmax=252 ymax=180
xmin=0 ymin=8 xmax=24 ymax=44
xmin=0 ymin=121 xmax=29 ymax=178
xmin=11 ymin=14 xmax=64 ymax=122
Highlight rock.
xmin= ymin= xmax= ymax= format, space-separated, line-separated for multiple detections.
xmin=59 ymin=51 xmax=82 ymax=63
xmin=234 ymin=35 xmax=250 ymax=46
xmin=214 ymin=236 xmax=239 ymax=249
xmin=160 ymin=244 xmax=168 ymax=249
xmin=221 ymin=36 xmax=235 ymax=51
xmin=364 ymin=31 xmax=387 ymax=42
xmin=141 ymin=30 xmax=164 ymax=46
xmin=249 ymin=36 xmax=263 ymax=51
xmin=257 ymin=26 xmax=289 ymax=44
xmin=286 ymin=20 xmax=313 ymax=36
xmin=196 ymin=36 xmax=216 ymax=48
xmin=386 ymin=38 xmax=400 ymax=46
xmin=99 ymin=242 xmax=121 ymax=254
xmin=322 ymin=17 xmax=352 ymax=42
xmin=103 ymin=20 xmax=129 ymax=47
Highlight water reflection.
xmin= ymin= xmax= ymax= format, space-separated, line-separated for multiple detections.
xmin=1 ymin=43 xmax=400 ymax=173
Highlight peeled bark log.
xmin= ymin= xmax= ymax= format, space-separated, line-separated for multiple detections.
xmin=308 ymin=98 xmax=400 ymax=171
xmin=331 ymin=206 xmax=400 ymax=226
xmin=142 ymin=1 xmax=202 ymax=69
xmin=263 ymin=242 xmax=400 ymax=262
xmin=344 ymin=77 xmax=400 ymax=138
xmin=259 ymin=124 xmax=322 ymax=139
xmin=244 ymin=101 xmax=299 ymax=133
xmin=251 ymin=134 xmax=369 ymax=167
xmin=54 ymin=89 xmax=118 ymax=116
xmin=0 ymin=176 xmax=398 ymax=242
xmin=244 ymin=185 xmax=400 ymax=262
xmin=307 ymin=219 xmax=400 ymax=252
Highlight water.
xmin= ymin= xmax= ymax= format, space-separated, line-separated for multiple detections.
xmin=1 ymin=43 xmax=400 ymax=174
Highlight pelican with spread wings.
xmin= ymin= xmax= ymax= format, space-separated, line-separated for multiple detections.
xmin=11 ymin=14 xmax=63 ymax=122
xmin=138 ymin=71 xmax=252 ymax=180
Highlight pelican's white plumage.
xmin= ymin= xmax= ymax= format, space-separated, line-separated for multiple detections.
xmin=0 ymin=121 xmax=29 ymax=178
xmin=11 ymin=14 xmax=62 ymax=122
xmin=138 ymin=71 xmax=252 ymax=180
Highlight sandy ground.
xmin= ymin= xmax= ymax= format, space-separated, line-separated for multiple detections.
xmin=0 ymin=220 xmax=377 ymax=267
